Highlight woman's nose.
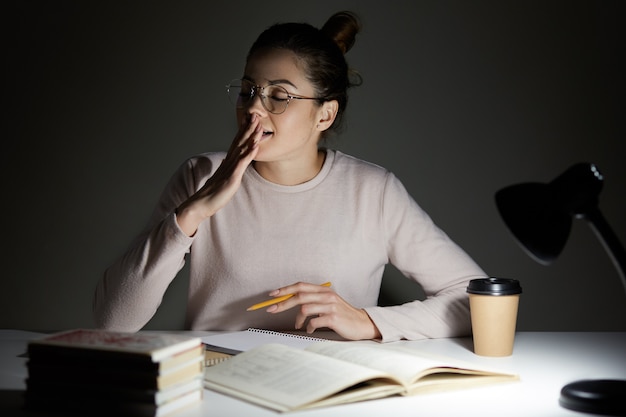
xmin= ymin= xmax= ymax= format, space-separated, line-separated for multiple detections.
xmin=246 ymin=92 xmax=267 ymax=116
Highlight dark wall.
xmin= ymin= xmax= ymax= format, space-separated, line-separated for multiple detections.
xmin=5 ymin=0 xmax=625 ymax=331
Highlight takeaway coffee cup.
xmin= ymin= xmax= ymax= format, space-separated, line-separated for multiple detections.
xmin=467 ymin=278 xmax=522 ymax=357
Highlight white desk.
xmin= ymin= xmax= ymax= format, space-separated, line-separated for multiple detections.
xmin=1 ymin=330 xmax=625 ymax=416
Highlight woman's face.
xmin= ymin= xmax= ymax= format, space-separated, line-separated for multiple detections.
xmin=238 ymin=48 xmax=330 ymax=163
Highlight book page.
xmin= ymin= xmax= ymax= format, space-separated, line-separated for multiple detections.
xmin=203 ymin=343 xmax=401 ymax=412
xmin=305 ymin=342 xmax=516 ymax=386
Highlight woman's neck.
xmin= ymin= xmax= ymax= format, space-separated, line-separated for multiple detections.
xmin=253 ymin=149 xmax=326 ymax=186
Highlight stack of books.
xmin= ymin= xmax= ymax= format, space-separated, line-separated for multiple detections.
xmin=25 ymin=329 xmax=204 ymax=417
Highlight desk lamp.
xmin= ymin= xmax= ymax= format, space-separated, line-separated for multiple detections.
xmin=495 ymin=162 xmax=626 ymax=416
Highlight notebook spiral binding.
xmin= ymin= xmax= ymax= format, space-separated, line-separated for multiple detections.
xmin=246 ymin=328 xmax=328 ymax=342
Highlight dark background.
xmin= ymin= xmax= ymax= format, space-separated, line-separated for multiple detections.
xmin=5 ymin=0 xmax=625 ymax=331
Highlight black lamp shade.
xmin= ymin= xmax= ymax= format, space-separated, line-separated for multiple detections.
xmin=495 ymin=163 xmax=603 ymax=265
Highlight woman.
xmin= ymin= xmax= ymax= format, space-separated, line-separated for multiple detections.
xmin=94 ymin=11 xmax=486 ymax=342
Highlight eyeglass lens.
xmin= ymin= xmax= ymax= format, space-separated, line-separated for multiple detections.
xmin=227 ymin=80 xmax=290 ymax=114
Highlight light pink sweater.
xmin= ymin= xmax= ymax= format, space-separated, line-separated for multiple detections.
xmin=94 ymin=150 xmax=486 ymax=342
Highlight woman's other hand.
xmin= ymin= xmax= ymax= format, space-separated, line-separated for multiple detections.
xmin=264 ymin=281 xmax=382 ymax=341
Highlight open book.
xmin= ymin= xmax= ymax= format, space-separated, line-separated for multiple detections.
xmin=203 ymin=341 xmax=518 ymax=412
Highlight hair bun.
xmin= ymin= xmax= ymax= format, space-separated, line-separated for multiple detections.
xmin=321 ymin=11 xmax=361 ymax=54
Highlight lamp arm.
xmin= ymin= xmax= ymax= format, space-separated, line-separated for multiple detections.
xmin=583 ymin=207 xmax=626 ymax=297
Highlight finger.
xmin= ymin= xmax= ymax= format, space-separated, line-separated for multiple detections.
xmin=214 ymin=122 xmax=261 ymax=181
xmin=264 ymin=293 xmax=303 ymax=314
xmin=219 ymin=123 xmax=260 ymax=175
xmin=304 ymin=314 xmax=335 ymax=334
xmin=268 ymin=281 xmax=331 ymax=298
xmin=232 ymin=136 xmax=260 ymax=177
xmin=294 ymin=300 xmax=335 ymax=330
xmin=294 ymin=309 xmax=310 ymax=330
xmin=266 ymin=288 xmax=333 ymax=315
xmin=235 ymin=114 xmax=259 ymax=149
xmin=240 ymin=124 xmax=263 ymax=157
xmin=222 ymin=119 xmax=255 ymax=162
xmin=208 ymin=141 xmax=259 ymax=195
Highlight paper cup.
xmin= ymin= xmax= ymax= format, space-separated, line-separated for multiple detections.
xmin=467 ymin=278 xmax=522 ymax=357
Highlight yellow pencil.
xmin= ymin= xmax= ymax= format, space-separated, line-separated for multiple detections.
xmin=246 ymin=282 xmax=332 ymax=311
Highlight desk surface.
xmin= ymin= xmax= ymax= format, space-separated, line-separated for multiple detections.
xmin=1 ymin=330 xmax=625 ymax=416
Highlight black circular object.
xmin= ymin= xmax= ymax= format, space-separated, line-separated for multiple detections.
xmin=559 ymin=379 xmax=626 ymax=416
xmin=466 ymin=278 xmax=522 ymax=296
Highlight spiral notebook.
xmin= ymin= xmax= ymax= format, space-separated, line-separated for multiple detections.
xmin=202 ymin=328 xmax=330 ymax=355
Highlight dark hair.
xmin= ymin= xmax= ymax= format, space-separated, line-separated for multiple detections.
xmin=247 ymin=11 xmax=361 ymax=135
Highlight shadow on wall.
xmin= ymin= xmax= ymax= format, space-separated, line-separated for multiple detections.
xmin=378 ymin=265 xmax=426 ymax=306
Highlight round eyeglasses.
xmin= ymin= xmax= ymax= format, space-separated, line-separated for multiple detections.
xmin=226 ymin=79 xmax=321 ymax=114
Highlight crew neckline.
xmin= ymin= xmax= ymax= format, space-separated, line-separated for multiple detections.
xmin=246 ymin=149 xmax=335 ymax=193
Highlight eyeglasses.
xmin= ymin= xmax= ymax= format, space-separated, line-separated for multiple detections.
xmin=226 ymin=79 xmax=320 ymax=114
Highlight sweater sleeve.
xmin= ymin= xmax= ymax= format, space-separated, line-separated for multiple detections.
xmin=92 ymin=156 xmax=214 ymax=331
xmin=363 ymin=174 xmax=487 ymax=342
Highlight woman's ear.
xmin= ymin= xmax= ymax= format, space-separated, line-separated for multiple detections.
xmin=316 ymin=100 xmax=339 ymax=132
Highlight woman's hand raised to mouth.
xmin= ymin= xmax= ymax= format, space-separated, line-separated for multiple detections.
xmin=174 ymin=114 xmax=262 ymax=237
